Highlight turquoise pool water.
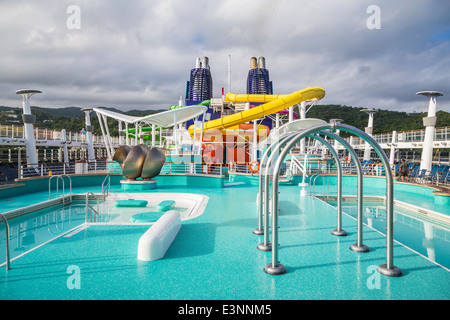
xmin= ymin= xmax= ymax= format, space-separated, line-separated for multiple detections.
xmin=0 ymin=204 xmax=86 ymax=263
xmin=326 ymin=199 xmax=450 ymax=269
xmin=308 ymin=175 xmax=450 ymax=216
xmin=0 ymin=176 xmax=449 ymax=300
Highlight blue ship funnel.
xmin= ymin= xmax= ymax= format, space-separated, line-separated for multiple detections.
xmin=186 ymin=57 xmax=213 ymax=105
xmin=247 ymin=56 xmax=272 ymax=94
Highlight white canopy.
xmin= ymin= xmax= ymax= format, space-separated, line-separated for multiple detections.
xmin=271 ymin=118 xmax=327 ymax=136
xmin=93 ymin=105 xmax=208 ymax=159
xmin=93 ymin=105 xmax=208 ymax=128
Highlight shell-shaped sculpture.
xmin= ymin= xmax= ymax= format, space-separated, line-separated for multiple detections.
xmin=113 ymin=145 xmax=165 ymax=180
xmin=112 ymin=145 xmax=132 ymax=168
xmin=142 ymin=147 xmax=165 ymax=180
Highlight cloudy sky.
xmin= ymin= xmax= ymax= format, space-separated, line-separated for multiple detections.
xmin=1 ymin=0 xmax=449 ymax=113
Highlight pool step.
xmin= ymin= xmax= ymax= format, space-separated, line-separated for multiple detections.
xmin=157 ymin=200 xmax=175 ymax=212
xmin=114 ymin=199 xmax=148 ymax=207
xmin=130 ymin=212 xmax=160 ymax=223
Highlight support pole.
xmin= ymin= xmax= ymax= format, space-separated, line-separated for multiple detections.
xmin=16 ymin=89 xmax=41 ymax=167
xmin=312 ymin=135 xmax=347 ymax=237
xmin=152 ymin=124 xmax=156 ymax=147
xmin=101 ymin=114 xmax=115 ymax=158
xmin=416 ymin=91 xmax=443 ymax=171
xmin=255 ymin=132 xmax=297 ymax=242
xmin=227 ymin=54 xmax=231 ymax=94
xmin=118 ymin=121 xmax=124 ymax=145
xmin=125 ymin=122 xmax=129 ymax=146
xmin=173 ymin=113 xmax=178 ymax=155
xmin=95 ymin=111 xmax=112 ymax=160
xmin=253 ymin=119 xmax=258 ymax=161
xmin=61 ymin=129 xmax=69 ymax=166
xmin=362 ymin=109 xmax=377 ymax=162
xmin=321 ymin=131 xmax=369 ymax=252
xmin=389 ymin=131 xmax=397 ymax=167
xmin=134 ymin=123 xmax=138 ymax=146
xmin=81 ymin=108 xmax=95 ymax=161
xmin=299 ymin=102 xmax=306 ymax=154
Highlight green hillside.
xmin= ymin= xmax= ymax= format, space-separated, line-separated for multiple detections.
xmin=0 ymin=104 xmax=449 ymax=137
xmin=305 ymin=104 xmax=449 ymax=135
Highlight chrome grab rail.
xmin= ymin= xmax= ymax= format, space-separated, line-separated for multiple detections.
xmin=48 ymin=174 xmax=72 ymax=205
xmin=59 ymin=174 xmax=72 ymax=205
xmin=310 ymin=174 xmax=330 ymax=200
xmin=101 ymin=175 xmax=110 ymax=199
xmin=85 ymin=192 xmax=100 ymax=223
xmin=266 ymin=122 xmax=402 ymax=277
xmin=0 ymin=213 xmax=11 ymax=270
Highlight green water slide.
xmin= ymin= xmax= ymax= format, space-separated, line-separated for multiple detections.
xmin=125 ymin=101 xmax=210 ymax=142
xmin=125 ymin=126 xmax=166 ymax=142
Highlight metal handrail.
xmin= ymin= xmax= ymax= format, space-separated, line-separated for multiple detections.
xmin=48 ymin=175 xmax=58 ymax=199
xmin=310 ymin=174 xmax=330 ymax=200
xmin=58 ymin=174 xmax=72 ymax=205
xmin=267 ymin=122 xmax=402 ymax=277
xmin=48 ymin=174 xmax=72 ymax=205
xmin=85 ymin=191 xmax=100 ymax=223
xmin=0 ymin=213 xmax=11 ymax=270
xmin=101 ymin=175 xmax=110 ymax=199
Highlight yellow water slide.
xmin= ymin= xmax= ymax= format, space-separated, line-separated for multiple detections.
xmin=188 ymin=86 xmax=325 ymax=136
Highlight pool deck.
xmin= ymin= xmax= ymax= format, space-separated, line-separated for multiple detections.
xmin=0 ymin=182 xmax=449 ymax=300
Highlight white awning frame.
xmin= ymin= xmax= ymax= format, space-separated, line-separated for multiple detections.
xmin=93 ymin=106 xmax=208 ymax=128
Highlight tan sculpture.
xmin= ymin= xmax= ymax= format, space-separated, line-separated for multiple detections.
xmin=113 ymin=144 xmax=166 ymax=180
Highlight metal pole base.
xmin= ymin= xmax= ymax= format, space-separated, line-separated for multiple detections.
xmin=350 ymin=243 xmax=370 ymax=253
xmin=264 ymin=263 xmax=287 ymax=275
xmin=253 ymin=228 xmax=264 ymax=235
xmin=377 ymin=263 xmax=403 ymax=277
xmin=331 ymin=229 xmax=348 ymax=236
xmin=257 ymin=242 xmax=272 ymax=251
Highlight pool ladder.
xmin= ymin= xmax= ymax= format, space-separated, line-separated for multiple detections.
xmin=102 ymin=175 xmax=110 ymax=200
xmin=309 ymin=174 xmax=330 ymax=200
xmin=85 ymin=192 xmax=100 ymax=223
xmin=48 ymin=174 xmax=72 ymax=206
xmin=0 ymin=213 xmax=11 ymax=270
xmin=85 ymin=175 xmax=111 ymax=223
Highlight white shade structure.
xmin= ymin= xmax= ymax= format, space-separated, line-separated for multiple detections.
xmin=93 ymin=106 xmax=207 ymax=128
xmin=93 ymin=106 xmax=208 ymax=158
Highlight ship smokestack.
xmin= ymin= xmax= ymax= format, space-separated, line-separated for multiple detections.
xmin=202 ymin=56 xmax=209 ymax=69
xmin=257 ymin=56 xmax=265 ymax=69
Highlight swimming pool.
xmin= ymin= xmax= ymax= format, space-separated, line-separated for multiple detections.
xmin=323 ymin=197 xmax=450 ymax=269
xmin=0 ymin=174 xmax=449 ymax=300
xmin=0 ymin=203 xmax=86 ymax=263
xmin=98 ymin=192 xmax=209 ymax=224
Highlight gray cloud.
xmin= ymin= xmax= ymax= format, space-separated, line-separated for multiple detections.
xmin=0 ymin=0 xmax=449 ymax=113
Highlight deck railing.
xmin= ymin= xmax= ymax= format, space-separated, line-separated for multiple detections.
xmin=160 ymin=162 xmax=226 ymax=176
xmin=19 ymin=160 xmax=109 ymax=179
xmin=0 ymin=123 xmax=119 ymax=144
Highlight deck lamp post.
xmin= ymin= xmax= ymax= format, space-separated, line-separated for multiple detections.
xmin=416 ymin=91 xmax=443 ymax=172
xmin=361 ymin=108 xmax=377 ymax=162
xmin=16 ymin=89 xmax=41 ymax=167
xmin=81 ymin=108 xmax=96 ymax=161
